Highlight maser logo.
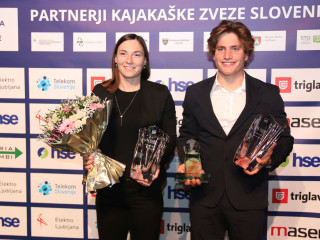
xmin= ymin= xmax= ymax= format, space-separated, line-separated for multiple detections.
xmin=0 ymin=114 xmax=19 ymax=125
xmin=275 ymin=77 xmax=291 ymax=93
xmin=155 ymin=78 xmax=194 ymax=92
xmin=0 ymin=217 xmax=20 ymax=227
xmin=272 ymin=189 xmax=288 ymax=203
xmin=289 ymin=117 xmax=320 ymax=128
xmin=271 ymin=226 xmax=320 ymax=238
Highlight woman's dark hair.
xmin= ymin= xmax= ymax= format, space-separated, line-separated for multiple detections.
xmin=102 ymin=33 xmax=150 ymax=92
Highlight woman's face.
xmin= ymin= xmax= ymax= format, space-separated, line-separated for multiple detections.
xmin=115 ymin=39 xmax=146 ymax=82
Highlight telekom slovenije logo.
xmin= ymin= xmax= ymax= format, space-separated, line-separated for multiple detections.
xmin=272 ymin=188 xmax=288 ymax=203
xmin=275 ymin=77 xmax=292 ymax=93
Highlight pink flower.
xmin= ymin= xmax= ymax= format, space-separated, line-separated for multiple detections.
xmin=62 ymin=106 xmax=69 ymax=113
xmin=59 ymin=119 xmax=75 ymax=134
xmin=89 ymin=103 xmax=104 ymax=111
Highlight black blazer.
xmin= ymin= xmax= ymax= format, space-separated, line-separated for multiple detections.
xmin=93 ymin=79 xmax=177 ymax=186
xmin=177 ymin=73 xmax=294 ymax=210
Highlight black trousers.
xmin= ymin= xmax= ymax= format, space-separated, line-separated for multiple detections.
xmin=190 ymin=192 xmax=266 ymax=240
xmin=96 ymin=179 xmax=163 ymax=240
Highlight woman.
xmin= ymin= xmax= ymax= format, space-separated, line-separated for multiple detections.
xmin=84 ymin=34 xmax=176 ymax=240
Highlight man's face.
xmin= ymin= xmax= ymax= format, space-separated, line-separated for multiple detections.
xmin=213 ymin=32 xmax=248 ymax=79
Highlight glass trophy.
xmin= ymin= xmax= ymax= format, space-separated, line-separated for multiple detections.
xmin=233 ymin=114 xmax=285 ymax=171
xmin=175 ymin=139 xmax=210 ymax=183
xmin=130 ymin=125 xmax=169 ymax=183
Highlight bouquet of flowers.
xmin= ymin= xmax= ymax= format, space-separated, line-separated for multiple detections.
xmin=39 ymin=95 xmax=126 ymax=193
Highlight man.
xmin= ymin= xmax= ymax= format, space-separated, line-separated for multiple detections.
xmin=177 ymin=20 xmax=294 ymax=240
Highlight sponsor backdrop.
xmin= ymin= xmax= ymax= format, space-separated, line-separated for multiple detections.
xmin=0 ymin=0 xmax=319 ymax=239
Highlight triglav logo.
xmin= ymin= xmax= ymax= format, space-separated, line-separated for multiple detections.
xmin=162 ymin=219 xmax=191 ymax=235
xmin=38 ymin=181 xmax=52 ymax=195
xmin=272 ymin=188 xmax=288 ymax=203
xmin=37 ymin=76 xmax=51 ymax=91
xmin=37 ymin=214 xmax=48 ymax=229
xmin=275 ymin=77 xmax=291 ymax=93
xmin=91 ymin=76 xmax=105 ymax=91
xmin=253 ymin=36 xmax=261 ymax=46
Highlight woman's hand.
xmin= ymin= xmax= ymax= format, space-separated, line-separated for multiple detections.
xmin=136 ymin=168 xmax=160 ymax=187
xmin=82 ymin=154 xmax=94 ymax=171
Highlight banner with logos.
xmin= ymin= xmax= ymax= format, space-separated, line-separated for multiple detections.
xmin=0 ymin=0 xmax=319 ymax=239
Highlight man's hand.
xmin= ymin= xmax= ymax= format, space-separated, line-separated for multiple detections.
xmin=177 ymin=163 xmax=204 ymax=187
xmin=244 ymin=143 xmax=277 ymax=175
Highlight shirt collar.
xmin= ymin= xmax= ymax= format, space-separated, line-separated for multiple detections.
xmin=212 ymin=72 xmax=246 ymax=93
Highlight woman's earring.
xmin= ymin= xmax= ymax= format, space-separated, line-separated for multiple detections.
xmin=115 ymin=63 xmax=118 ymax=67
xmin=143 ymin=65 xmax=146 ymax=69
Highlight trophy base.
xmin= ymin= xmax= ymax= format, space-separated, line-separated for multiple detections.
xmin=174 ymin=173 xmax=211 ymax=183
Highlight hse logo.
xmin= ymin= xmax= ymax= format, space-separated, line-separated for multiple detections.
xmin=38 ymin=181 xmax=52 ymax=195
xmin=161 ymin=219 xmax=191 ymax=234
xmin=293 ymin=153 xmax=320 ymax=167
xmin=0 ymin=216 xmax=20 ymax=227
xmin=37 ymin=147 xmax=76 ymax=159
xmin=155 ymin=78 xmax=194 ymax=92
xmin=166 ymin=186 xmax=189 ymax=200
xmin=275 ymin=77 xmax=291 ymax=93
xmin=280 ymin=157 xmax=289 ymax=167
xmin=271 ymin=226 xmax=320 ymax=238
xmin=37 ymin=148 xmax=49 ymax=159
xmin=0 ymin=114 xmax=19 ymax=125
xmin=253 ymin=36 xmax=261 ymax=46
xmin=272 ymin=189 xmax=288 ymax=203
xmin=0 ymin=146 xmax=23 ymax=159
xmin=37 ymin=76 xmax=51 ymax=91
xmin=91 ymin=76 xmax=105 ymax=91
xmin=288 ymin=117 xmax=320 ymax=128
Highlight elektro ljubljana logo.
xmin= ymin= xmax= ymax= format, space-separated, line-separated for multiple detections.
xmin=37 ymin=76 xmax=51 ymax=91
xmin=38 ymin=181 xmax=52 ymax=195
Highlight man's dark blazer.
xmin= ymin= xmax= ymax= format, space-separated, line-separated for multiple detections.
xmin=177 ymin=72 xmax=294 ymax=210
xmin=93 ymin=79 xmax=177 ymax=187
